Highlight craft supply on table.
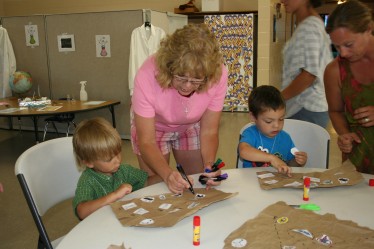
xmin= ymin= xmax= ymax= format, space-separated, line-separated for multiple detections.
xmin=369 ymin=179 xmax=374 ymax=187
xmin=289 ymin=203 xmax=320 ymax=211
xmin=303 ymin=177 xmax=310 ymax=201
xmin=193 ymin=216 xmax=200 ymax=246
xmin=176 ymin=164 xmax=195 ymax=194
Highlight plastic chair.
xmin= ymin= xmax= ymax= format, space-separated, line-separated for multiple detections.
xmin=15 ymin=137 xmax=81 ymax=249
xmin=42 ymin=98 xmax=77 ymax=141
xmin=236 ymin=119 xmax=330 ymax=169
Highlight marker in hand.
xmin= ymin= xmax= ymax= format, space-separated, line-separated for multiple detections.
xmin=176 ymin=164 xmax=195 ymax=194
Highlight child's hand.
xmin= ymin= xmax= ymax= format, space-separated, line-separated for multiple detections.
xmin=114 ymin=183 xmax=132 ymax=200
xmin=270 ymin=155 xmax=292 ymax=177
xmin=294 ymin=151 xmax=307 ymax=166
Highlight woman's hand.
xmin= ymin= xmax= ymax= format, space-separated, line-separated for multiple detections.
xmin=201 ymin=170 xmax=223 ymax=190
xmin=337 ymin=132 xmax=361 ymax=153
xmin=166 ymin=171 xmax=195 ymax=194
xmin=353 ymin=105 xmax=374 ymax=127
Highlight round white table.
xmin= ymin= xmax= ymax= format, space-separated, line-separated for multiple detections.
xmin=57 ymin=168 xmax=374 ymax=249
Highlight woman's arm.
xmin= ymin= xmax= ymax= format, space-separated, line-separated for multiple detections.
xmin=134 ymin=113 xmax=189 ymax=193
xmin=200 ymin=109 xmax=221 ymax=169
xmin=282 ymin=69 xmax=316 ymax=100
xmin=324 ymin=60 xmax=350 ymax=134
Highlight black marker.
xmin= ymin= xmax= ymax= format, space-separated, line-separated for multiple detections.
xmin=176 ymin=164 xmax=195 ymax=194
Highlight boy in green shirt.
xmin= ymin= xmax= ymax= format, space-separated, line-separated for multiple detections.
xmin=72 ymin=117 xmax=161 ymax=220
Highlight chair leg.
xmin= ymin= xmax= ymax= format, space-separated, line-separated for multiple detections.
xmin=51 ymin=122 xmax=59 ymax=137
xmin=43 ymin=122 xmax=49 ymax=142
xmin=66 ymin=123 xmax=71 ymax=137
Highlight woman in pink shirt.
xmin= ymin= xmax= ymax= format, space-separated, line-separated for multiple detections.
xmin=131 ymin=24 xmax=228 ymax=193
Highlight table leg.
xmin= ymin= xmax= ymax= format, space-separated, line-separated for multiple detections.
xmin=31 ymin=116 xmax=40 ymax=143
xmin=109 ymin=105 xmax=116 ymax=128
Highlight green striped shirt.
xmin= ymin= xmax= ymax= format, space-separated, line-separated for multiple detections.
xmin=73 ymin=163 xmax=148 ymax=217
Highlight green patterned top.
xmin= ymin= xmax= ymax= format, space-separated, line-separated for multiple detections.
xmin=338 ymin=56 xmax=374 ymax=174
xmin=73 ymin=163 xmax=148 ymax=217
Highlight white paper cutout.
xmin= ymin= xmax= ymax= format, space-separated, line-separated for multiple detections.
xmin=322 ymin=179 xmax=333 ymax=185
xmin=195 ymin=193 xmax=206 ymax=198
xmin=122 ymin=202 xmax=137 ymax=210
xmin=159 ymin=203 xmax=172 ymax=210
xmin=338 ymin=178 xmax=349 ymax=184
xmin=291 ymin=229 xmax=313 ymax=238
xmin=168 ymin=208 xmax=181 ymax=213
xmin=140 ymin=197 xmax=155 ymax=203
xmin=25 ymin=24 xmax=39 ymax=47
xmin=257 ymin=173 xmax=275 ymax=179
xmin=159 ymin=194 xmax=166 ymax=200
xmin=264 ymin=179 xmax=278 ymax=184
xmin=96 ymin=35 xmax=111 ymax=57
xmin=188 ymin=202 xmax=200 ymax=209
xmin=231 ymin=238 xmax=247 ymax=248
xmin=284 ymin=181 xmax=303 ymax=187
xmin=283 ymin=246 xmax=296 ymax=249
xmin=291 ymin=147 xmax=299 ymax=155
xmin=139 ymin=218 xmax=154 ymax=225
xmin=133 ymin=208 xmax=149 ymax=215
xmin=315 ymin=234 xmax=332 ymax=245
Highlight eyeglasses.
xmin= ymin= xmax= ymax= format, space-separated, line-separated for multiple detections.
xmin=173 ymin=75 xmax=206 ymax=87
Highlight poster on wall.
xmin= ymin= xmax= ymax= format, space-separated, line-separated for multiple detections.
xmin=95 ymin=35 xmax=111 ymax=58
xmin=57 ymin=34 xmax=75 ymax=52
xmin=204 ymin=14 xmax=254 ymax=112
xmin=25 ymin=24 xmax=39 ymax=47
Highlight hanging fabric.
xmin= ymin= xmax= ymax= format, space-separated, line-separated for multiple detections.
xmin=0 ymin=26 xmax=17 ymax=98
xmin=128 ymin=12 xmax=166 ymax=96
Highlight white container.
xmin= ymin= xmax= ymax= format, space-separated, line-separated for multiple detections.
xmin=79 ymin=81 xmax=88 ymax=101
xmin=202 ymin=0 xmax=222 ymax=12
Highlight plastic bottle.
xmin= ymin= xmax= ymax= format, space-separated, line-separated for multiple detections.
xmin=79 ymin=81 xmax=88 ymax=101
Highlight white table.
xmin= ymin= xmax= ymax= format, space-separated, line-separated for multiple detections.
xmin=57 ymin=168 xmax=374 ymax=249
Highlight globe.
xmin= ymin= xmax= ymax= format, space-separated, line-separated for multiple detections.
xmin=9 ymin=71 xmax=33 ymax=94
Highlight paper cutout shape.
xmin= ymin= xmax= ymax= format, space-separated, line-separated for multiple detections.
xmin=223 ymin=201 xmax=374 ymax=249
xmin=231 ymin=238 xmax=247 ymax=248
xmin=111 ymin=188 xmax=237 ymax=227
xmin=256 ymin=164 xmax=363 ymax=190
xmin=291 ymin=229 xmax=313 ymax=238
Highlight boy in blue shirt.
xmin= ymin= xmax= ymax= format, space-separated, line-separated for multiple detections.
xmin=238 ymin=86 xmax=307 ymax=176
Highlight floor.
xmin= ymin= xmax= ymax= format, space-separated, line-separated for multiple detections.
xmin=0 ymin=112 xmax=341 ymax=249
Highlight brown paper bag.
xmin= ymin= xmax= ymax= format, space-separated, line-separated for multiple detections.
xmin=224 ymin=201 xmax=374 ymax=249
xmin=257 ymin=163 xmax=363 ymax=190
xmin=111 ymin=188 xmax=237 ymax=227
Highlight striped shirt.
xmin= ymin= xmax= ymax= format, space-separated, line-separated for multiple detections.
xmin=282 ymin=16 xmax=333 ymax=116
xmin=73 ymin=164 xmax=148 ymax=216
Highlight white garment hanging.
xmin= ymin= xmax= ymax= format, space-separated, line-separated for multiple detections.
xmin=128 ymin=23 xmax=166 ymax=96
xmin=0 ymin=26 xmax=16 ymax=98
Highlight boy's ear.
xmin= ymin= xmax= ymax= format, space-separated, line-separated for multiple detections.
xmin=249 ymin=112 xmax=256 ymax=122
xmin=83 ymin=160 xmax=94 ymax=169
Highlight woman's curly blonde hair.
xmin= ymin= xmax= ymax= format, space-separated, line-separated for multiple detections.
xmin=155 ymin=23 xmax=223 ymax=92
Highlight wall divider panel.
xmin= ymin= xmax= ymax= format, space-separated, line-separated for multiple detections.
xmin=45 ymin=10 xmax=143 ymax=138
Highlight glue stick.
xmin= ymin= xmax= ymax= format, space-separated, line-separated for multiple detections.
xmin=303 ymin=177 xmax=310 ymax=201
xmin=193 ymin=216 xmax=200 ymax=246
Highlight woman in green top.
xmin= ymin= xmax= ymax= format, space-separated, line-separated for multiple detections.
xmin=324 ymin=0 xmax=374 ymax=174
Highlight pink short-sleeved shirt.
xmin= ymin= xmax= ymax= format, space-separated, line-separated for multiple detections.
xmin=132 ymin=55 xmax=228 ymax=133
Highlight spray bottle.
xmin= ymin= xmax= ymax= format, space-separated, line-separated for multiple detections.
xmin=79 ymin=81 xmax=88 ymax=101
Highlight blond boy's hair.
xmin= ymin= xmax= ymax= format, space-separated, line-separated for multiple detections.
xmin=72 ymin=117 xmax=122 ymax=171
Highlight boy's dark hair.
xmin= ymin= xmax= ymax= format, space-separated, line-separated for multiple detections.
xmin=248 ymin=85 xmax=285 ymax=118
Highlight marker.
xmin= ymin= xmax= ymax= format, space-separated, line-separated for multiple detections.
xmin=303 ymin=177 xmax=310 ymax=201
xmin=176 ymin=164 xmax=195 ymax=194
xmin=193 ymin=216 xmax=200 ymax=246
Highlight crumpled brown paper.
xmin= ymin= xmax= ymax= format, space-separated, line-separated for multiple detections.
xmin=111 ymin=188 xmax=237 ymax=227
xmin=257 ymin=163 xmax=363 ymax=190
xmin=224 ymin=201 xmax=374 ymax=249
